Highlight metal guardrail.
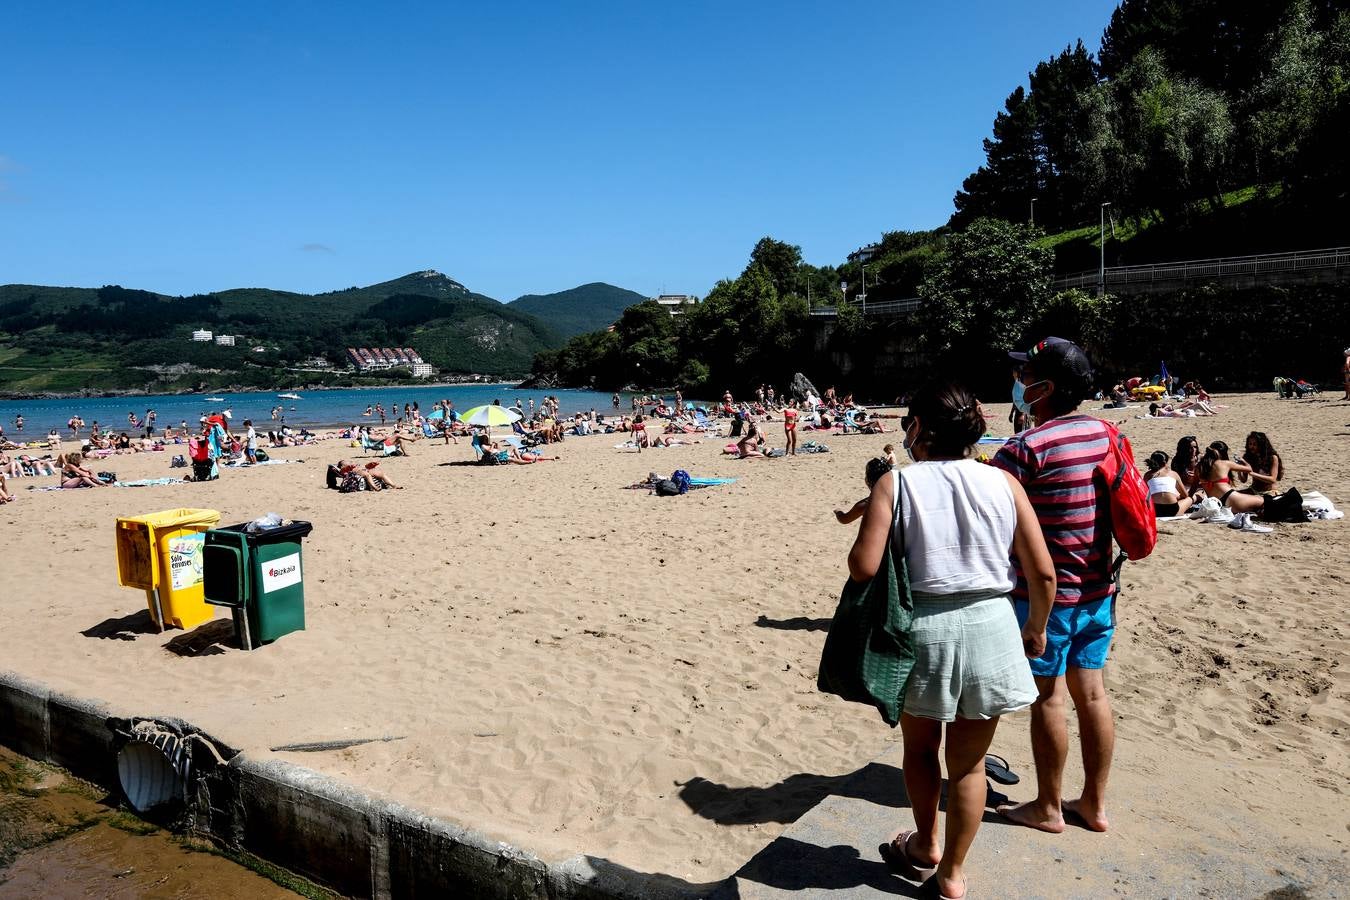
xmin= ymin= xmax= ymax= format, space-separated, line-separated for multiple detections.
xmin=809 ymin=297 xmax=923 ymax=318
xmin=1055 ymin=246 xmax=1350 ymax=290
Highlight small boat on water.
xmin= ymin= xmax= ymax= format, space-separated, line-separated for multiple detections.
xmin=206 ymin=397 xmax=226 ymax=402
xmin=277 ymin=393 xmax=302 ymax=400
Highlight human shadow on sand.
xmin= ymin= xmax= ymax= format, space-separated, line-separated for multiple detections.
xmin=692 ymin=764 xmax=1018 ymax=899
xmin=754 ymin=614 xmax=831 ymax=632
xmin=710 ymin=836 xmax=915 ymax=897
xmin=678 ymin=762 xmax=1014 ymax=827
xmin=81 ymin=609 xmax=160 ymax=641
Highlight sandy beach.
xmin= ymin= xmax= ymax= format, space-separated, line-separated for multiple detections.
xmin=1 ymin=392 xmax=1347 ymax=889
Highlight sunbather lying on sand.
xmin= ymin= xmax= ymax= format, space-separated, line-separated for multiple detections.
xmin=0 ymin=473 xmax=13 ymax=503
xmin=336 ymin=459 xmax=402 ymax=491
xmin=488 ymin=440 xmax=560 ymax=463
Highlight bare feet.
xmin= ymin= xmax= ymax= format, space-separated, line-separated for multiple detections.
xmin=1062 ymin=798 xmax=1109 ymax=832
xmin=996 ymin=800 xmax=1065 ymax=833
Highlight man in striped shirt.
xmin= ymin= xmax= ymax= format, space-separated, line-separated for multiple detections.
xmin=992 ymin=337 xmax=1115 ymax=835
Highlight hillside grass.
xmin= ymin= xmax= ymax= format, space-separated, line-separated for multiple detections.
xmin=1038 ymin=185 xmax=1313 ymax=274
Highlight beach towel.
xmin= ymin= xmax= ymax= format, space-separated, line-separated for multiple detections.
xmin=114 ymin=478 xmax=187 ymax=488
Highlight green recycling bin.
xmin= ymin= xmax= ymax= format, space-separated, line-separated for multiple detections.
xmin=202 ymin=520 xmax=313 ymax=649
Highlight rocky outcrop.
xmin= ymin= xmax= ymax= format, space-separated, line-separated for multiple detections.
xmin=789 ymin=372 xmax=820 ymax=402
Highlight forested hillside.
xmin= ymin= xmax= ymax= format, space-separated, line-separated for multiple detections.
xmin=953 ymin=0 xmax=1350 ymax=261
xmin=509 ymin=283 xmax=649 ymax=339
xmin=0 ymin=271 xmax=561 ymax=395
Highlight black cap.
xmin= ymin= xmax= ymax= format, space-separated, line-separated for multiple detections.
xmin=1009 ymin=337 xmax=1094 ymax=392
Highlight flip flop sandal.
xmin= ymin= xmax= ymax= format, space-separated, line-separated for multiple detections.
xmin=919 ymin=875 xmax=967 ymax=899
xmin=983 ymin=754 xmax=1019 ymax=786
xmin=879 ymin=830 xmax=936 ymax=880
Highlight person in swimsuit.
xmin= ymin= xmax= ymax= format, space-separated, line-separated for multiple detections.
xmin=631 ymin=414 xmax=650 ymax=450
xmin=737 ymin=417 xmax=766 ymax=458
xmin=1143 ymin=450 xmax=1199 ymax=517
xmin=1342 ymin=348 xmax=1350 ymax=400
xmin=834 ymin=456 xmax=892 ymax=524
xmin=1198 ymin=441 xmax=1265 ymax=514
xmin=59 ymin=451 xmax=107 ymax=488
xmin=1236 ymin=432 xmax=1283 ymax=493
xmin=783 ymin=401 xmax=799 ymax=455
xmin=1171 ymin=435 xmax=1202 ymax=495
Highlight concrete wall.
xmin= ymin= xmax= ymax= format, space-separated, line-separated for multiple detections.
xmin=0 ymin=670 xmax=717 ymax=900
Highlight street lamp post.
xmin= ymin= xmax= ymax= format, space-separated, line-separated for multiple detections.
xmin=1030 ymin=197 xmax=1037 ymax=226
xmin=1099 ymin=201 xmax=1111 ymax=296
xmin=860 ymin=265 xmax=867 ymax=314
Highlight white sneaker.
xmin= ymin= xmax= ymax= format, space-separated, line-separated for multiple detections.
xmin=1229 ymin=513 xmax=1273 ymax=533
xmin=1209 ymin=505 xmax=1235 ymax=525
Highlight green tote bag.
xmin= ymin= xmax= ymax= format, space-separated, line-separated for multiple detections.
xmin=816 ymin=468 xmax=916 ymax=727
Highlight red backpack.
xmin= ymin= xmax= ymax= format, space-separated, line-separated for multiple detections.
xmin=1095 ymin=421 xmax=1157 ymax=571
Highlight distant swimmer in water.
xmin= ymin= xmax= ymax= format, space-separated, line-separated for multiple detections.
xmin=364 ymin=405 xmax=373 ymax=417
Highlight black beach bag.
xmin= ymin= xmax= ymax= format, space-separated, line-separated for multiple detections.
xmin=817 ymin=468 xmax=916 ymax=727
xmin=1261 ymin=487 xmax=1309 ymax=523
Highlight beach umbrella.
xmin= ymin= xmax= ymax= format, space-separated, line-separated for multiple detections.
xmin=426 ymin=407 xmax=445 ymax=421
xmin=457 ymin=405 xmax=521 ymax=435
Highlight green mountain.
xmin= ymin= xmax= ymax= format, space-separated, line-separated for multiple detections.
xmin=0 ymin=270 xmax=562 ymax=395
xmin=509 ymin=282 xmax=648 ymax=339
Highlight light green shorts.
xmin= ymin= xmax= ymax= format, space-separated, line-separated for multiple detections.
xmin=904 ymin=591 xmax=1038 ymax=722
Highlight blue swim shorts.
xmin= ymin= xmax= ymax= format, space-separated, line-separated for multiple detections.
xmin=1014 ymin=595 xmax=1114 ymax=677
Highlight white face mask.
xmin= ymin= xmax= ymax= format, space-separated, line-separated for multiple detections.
xmin=902 ymin=420 xmax=919 ymax=462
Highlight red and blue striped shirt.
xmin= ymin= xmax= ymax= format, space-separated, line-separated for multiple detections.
xmin=992 ymin=414 xmax=1115 ymax=607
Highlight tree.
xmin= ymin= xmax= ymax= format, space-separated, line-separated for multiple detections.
xmin=745 ymin=237 xmax=805 ymax=299
xmin=1114 ymin=49 xmax=1234 ymax=221
xmin=614 ymin=301 xmax=678 ymax=386
xmin=1027 ymin=41 xmax=1100 ymax=225
xmin=918 ymin=218 xmax=1054 ymax=358
xmin=952 ymin=87 xmax=1040 ymax=227
xmin=1246 ymin=0 xmax=1346 ymax=188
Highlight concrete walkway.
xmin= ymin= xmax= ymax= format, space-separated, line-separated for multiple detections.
xmin=715 ymin=745 xmax=1337 ymax=900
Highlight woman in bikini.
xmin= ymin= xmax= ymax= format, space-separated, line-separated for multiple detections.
xmin=59 ymin=452 xmax=107 ymax=488
xmin=1171 ymin=435 xmax=1202 ymax=495
xmin=1143 ymin=450 xmax=1200 ymax=517
xmin=1198 ymin=441 xmax=1265 ymax=515
xmin=783 ymin=401 xmax=799 ymax=456
xmin=1237 ymin=432 xmax=1283 ymax=494
xmin=736 ymin=417 xmax=766 ymax=458
xmin=631 ymin=414 xmax=649 ymax=449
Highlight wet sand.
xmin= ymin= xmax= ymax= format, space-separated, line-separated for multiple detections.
xmin=0 ymin=393 xmax=1347 ymax=887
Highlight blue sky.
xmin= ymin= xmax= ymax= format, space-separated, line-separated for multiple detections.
xmin=1 ymin=1 xmax=1119 ymax=301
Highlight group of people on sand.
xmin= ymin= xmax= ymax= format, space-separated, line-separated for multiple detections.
xmin=839 ymin=338 xmax=1129 ymax=899
xmin=0 ymin=448 xmax=114 ymax=499
xmin=1145 ymin=431 xmax=1286 ymax=523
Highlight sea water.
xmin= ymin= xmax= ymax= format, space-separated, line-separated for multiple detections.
xmin=0 ymin=385 xmax=660 ymax=437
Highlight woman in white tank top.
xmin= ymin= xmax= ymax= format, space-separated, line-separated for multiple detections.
xmin=848 ymin=382 xmax=1056 ymax=900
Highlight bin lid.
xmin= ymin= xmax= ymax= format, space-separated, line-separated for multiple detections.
xmin=117 ymin=508 xmax=221 ymax=531
xmin=214 ymin=520 xmax=313 ymax=543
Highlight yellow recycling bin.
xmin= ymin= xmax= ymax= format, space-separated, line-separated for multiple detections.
xmin=116 ymin=508 xmax=221 ymax=630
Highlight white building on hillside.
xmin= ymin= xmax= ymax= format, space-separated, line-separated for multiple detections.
xmin=214 ymin=334 xmax=235 ymax=346
xmin=653 ymin=294 xmax=698 ymax=315
xmin=411 ymin=362 xmax=436 ymax=378
xmin=191 ymin=329 xmax=213 ymax=342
